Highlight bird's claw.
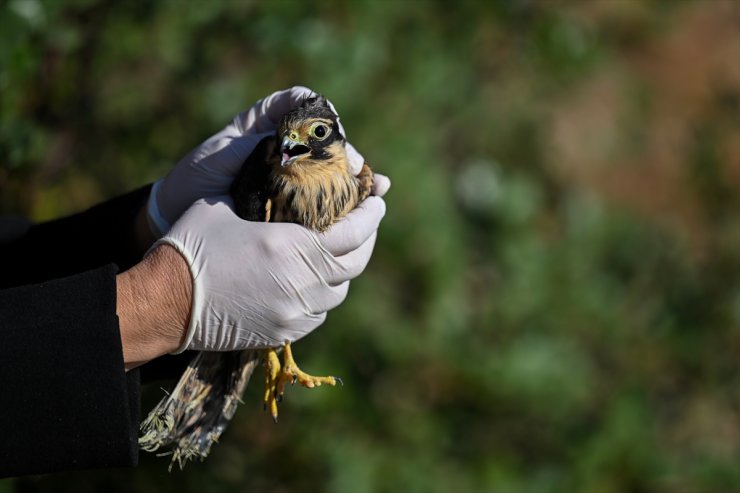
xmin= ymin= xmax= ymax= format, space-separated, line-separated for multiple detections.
xmin=262 ymin=342 xmax=341 ymax=422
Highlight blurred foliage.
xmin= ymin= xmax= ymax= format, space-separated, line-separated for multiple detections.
xmin=2 ymin=0 xmax=739 ymax=492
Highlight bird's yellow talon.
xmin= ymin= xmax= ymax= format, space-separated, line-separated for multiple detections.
xmin=261 ymin=342 xmax=340 ymax=421
xmin=263 ymin=348 xmax=282 ymax=420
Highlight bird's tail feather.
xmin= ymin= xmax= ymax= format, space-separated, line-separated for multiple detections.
xmin=139 ymin=350 xmax=260 ymax=470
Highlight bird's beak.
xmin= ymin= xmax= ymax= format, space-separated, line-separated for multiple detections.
xmin=281 ymin=136 xmax=310 ymax=167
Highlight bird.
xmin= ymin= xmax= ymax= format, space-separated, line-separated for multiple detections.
xmin=138 ymin=95 xmax=374 ymax=470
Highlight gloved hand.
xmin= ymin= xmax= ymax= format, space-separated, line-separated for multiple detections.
xmin=152 ymin=193 xmax=387 ymax=353
xmin=147 ymin=86 xmax=367 ymax=235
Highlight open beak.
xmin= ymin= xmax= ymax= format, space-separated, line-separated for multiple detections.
xmin=280 ymin=136 xmax=311 ymax=167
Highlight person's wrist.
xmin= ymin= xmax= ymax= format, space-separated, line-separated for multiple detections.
xmin=116 ymin=244 xmax=193 ymax=370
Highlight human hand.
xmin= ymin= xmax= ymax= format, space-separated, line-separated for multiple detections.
xmin=152 ymin=193 xmax=387 ymax=353
xmin=147 ymin=86 xmax=367 ymax=235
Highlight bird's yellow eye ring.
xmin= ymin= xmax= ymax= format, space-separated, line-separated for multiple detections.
xmin=309 ymin=122 xmax=331 ymax=140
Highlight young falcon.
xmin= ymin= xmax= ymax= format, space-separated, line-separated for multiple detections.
xmin=139 ymin=95 xmax=374 ymax=469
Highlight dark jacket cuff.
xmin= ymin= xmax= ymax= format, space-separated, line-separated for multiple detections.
xmin=0 ymin=265 xmax=140 ymax=478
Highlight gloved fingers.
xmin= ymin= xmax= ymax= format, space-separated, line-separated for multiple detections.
xmin=199 ymin=87 xmax=314 ymax=152
xmin=372 ymin=173 xmax=391 ymax=197
xmin=318 ymin=196 xmax=386 ymax=256
xmin=236 ymin=86 xmax=315 ymax=134
xmin=269 ymin=86 xmax=316 ymax=121
xmin=311 ymin=281 xmax=350 ymax=314
xmin=156 ymin=132 xmax=272 ymax=225
xmin=323 ymin=233 xmax=377 ymax=286
xmin=188 ymin=131 xmax=272 ymax=177
xmin=228 ymin=131 xmax=275 ymax=163
xmin=278 ymin=311 xmax=327 ymax=345
xmin=205 ymin=194 xmax=236 ymax=210
xmin=346 ymin=142 xmax=365 ymax=176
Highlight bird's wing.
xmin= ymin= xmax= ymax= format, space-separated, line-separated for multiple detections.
xmin=230 ymin=135 xmax=278 ymax=222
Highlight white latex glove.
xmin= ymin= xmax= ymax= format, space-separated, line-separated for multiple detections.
xmin=147 ymin=86 xmax=366 ymax=235
xmin=152 ymin=194 xmax=387 ymax=353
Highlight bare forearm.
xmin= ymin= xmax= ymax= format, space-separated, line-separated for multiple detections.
xmin=116 ymin=244 xmax=192 ymax=371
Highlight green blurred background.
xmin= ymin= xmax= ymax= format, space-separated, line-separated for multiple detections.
xmin=1 ymin=0 xmax=739 ymax=492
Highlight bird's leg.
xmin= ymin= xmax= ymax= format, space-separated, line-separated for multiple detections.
xmin=263 ymin=348 xmax=281 ymax=422
xmin=278 ymin=342 xmax=342 ymax=390
xmin=265 ymin=198 xmax=272 ymax=222
xmin=262 ymin=343 xmax=342 ymax=422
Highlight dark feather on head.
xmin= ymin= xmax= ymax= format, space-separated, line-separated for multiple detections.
xmin=277 ymin=94 xmax=345 ymax=144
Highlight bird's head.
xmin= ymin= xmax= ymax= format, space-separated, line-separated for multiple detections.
xmin=276 ymin=95 xmax=346 ymax=171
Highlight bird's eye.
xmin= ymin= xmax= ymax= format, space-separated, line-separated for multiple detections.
xmin=309 ymin=123 xmax=330 ymax=140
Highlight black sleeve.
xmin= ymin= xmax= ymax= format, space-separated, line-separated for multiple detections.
xmin=0 ymin=265 xmax=140 ymax=478
xmin=0 ymin=185 xmax=152 ymax=289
